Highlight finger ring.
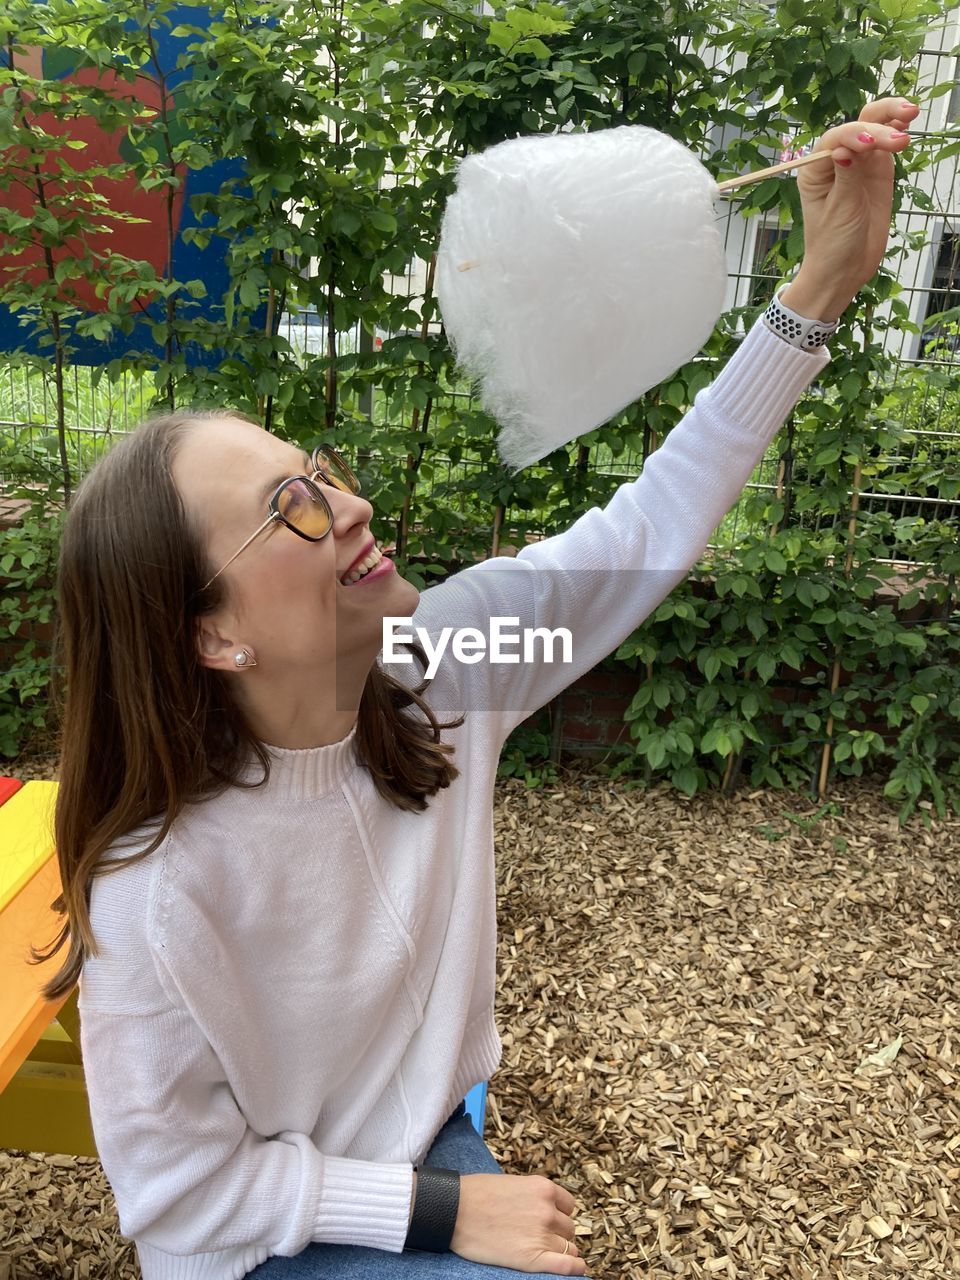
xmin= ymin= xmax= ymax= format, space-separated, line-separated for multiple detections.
xmin=562 ymin=1240 xmax=571 ymax=1256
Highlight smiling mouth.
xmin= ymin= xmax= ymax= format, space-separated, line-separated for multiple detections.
xmin=340 ymin=544 xmax=383 ymax=585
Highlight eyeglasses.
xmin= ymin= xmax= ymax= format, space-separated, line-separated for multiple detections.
xmin=200 ymin=445 xmax=360 ymax=592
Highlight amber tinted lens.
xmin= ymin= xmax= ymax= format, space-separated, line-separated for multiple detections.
xmin=312 ymin=446 xmax=359 ymax=494
xmin=276 ymin=477 xmax=332 ymax=538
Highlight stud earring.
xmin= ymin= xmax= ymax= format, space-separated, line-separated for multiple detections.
xmin=234 ymin=647 xmax=258 ymax=669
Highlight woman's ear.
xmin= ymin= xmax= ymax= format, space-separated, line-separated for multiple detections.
xmin=195 ymin=614 xmax=245 ymax=673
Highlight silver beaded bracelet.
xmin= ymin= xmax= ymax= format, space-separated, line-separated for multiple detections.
xmin=762 ymin=284 xmax=839 ymax=351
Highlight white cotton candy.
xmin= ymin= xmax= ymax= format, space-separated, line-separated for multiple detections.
xmin=435 ymin=125 xmax=727 ymax=470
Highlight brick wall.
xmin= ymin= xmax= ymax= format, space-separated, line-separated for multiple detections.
xmin=552 ymin=673 xmax=635 ymax=750
xmin=550 ymin=661 xmax=869 ymax=758
xmin=526 ymin=569 xmax=951 ymax=759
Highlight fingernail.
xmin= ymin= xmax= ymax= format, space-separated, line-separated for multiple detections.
xmin=858 ymin=132 xmax=875 ymax=143
xmin=835 ymin=157 xmax=853 ymax=167
xmin=900 ymin=100 xmax=916 ymax=107
xmin=891 ymin=130 xmax=910 ymax=138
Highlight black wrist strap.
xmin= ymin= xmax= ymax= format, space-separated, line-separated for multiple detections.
xmin=404 ymin=1165 xmax=461 ymax=1252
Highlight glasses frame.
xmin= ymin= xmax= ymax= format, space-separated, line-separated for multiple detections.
xmin=200 ymin=445 xmax=359 ymax=593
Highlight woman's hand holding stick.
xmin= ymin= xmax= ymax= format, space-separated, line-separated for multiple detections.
xmin=781 ymin=96 xmax=919 ymax=322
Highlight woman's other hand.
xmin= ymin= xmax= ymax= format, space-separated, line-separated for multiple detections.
xmin=451 ymin=1172 xmax=587 ymax=1275
xmin=781 ymin=96 xmax=920 ymax=322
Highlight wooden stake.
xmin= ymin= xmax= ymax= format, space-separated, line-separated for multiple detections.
xmin=721 ymin=749 xmax=738 ymax=795
xmin=769 ymin=456 xmax=787 ymax=540
xmin=491 ymin=502 xmax=504 ymax=557
xmin=397 ymin=252 xmax=438 ymax=560
xmin=257 ymin=250 xmax=280 ymax=422
xmin=817 ymin=458 xmax=863 ymax=799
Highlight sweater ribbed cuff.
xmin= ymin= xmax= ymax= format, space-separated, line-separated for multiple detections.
xmin=315 ymin=1157 xmax=414 ymax=1251
xmin=705 ymin=317 xmax=831 ymax=442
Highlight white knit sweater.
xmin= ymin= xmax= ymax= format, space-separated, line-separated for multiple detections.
xmin=79 ymin=320 xmax=829 ymax=1280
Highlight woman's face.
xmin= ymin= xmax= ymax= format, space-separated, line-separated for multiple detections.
xmin=174 ymin=416 xmax=420 ymax=685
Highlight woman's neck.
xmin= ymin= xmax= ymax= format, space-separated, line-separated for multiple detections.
xmin=236 ymin=659 xmax=367 ymax=750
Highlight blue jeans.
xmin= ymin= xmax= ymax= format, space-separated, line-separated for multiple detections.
xmin=246 ymin=1105 xmax=580 ymax=1278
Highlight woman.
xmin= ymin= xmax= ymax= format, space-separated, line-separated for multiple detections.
xmin=43 ymin=99 xmax=915 ymax=1280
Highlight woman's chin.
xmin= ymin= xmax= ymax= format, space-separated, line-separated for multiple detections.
xmin=384 ymin=573 xmax=421 ymax=615
xmin=336 ymin=574 xmax=420 ymax=653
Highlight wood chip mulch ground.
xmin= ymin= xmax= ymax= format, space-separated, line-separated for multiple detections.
xmin=2 ymin=761 xmax=958 ymax=1279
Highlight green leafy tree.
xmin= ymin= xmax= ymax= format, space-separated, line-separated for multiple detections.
xmin=0 ymin=0 xmax=958 ymax=823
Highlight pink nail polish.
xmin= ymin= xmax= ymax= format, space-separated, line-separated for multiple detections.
xmin=858 ymin=132 xmax=875 ymax=143
xmin=891 ymin=130 xmax=910 ymax=139
xmin=835 ymin=158 xmax=853 ymax=167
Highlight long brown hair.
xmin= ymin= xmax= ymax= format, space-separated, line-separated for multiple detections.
xmin=37 ymin=410 xmax=461 ymax=1000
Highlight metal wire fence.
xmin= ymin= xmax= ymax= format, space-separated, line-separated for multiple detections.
xmin=3 ymin=24 xmax=960 ymax=568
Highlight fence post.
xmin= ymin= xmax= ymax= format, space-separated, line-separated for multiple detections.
xmin=396 ymin=252 xmax=437 ymax=561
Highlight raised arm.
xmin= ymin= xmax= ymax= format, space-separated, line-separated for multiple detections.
xmin=405 ymin=98 xmax=914 ymax=740
xmin=409 ymin=317 xmax=828 ymax=737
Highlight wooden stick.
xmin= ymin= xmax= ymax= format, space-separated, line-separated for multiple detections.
xmin=491 ymin=502 xmax=504 ymax=557
xmin=715 ymin=148 xmax=835 ymax=194
xmin=817 ymin=458 xmax=862 ymax=799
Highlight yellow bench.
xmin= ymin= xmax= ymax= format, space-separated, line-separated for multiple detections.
xmin=0 ymin=778 xmax=96 ymax=1156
